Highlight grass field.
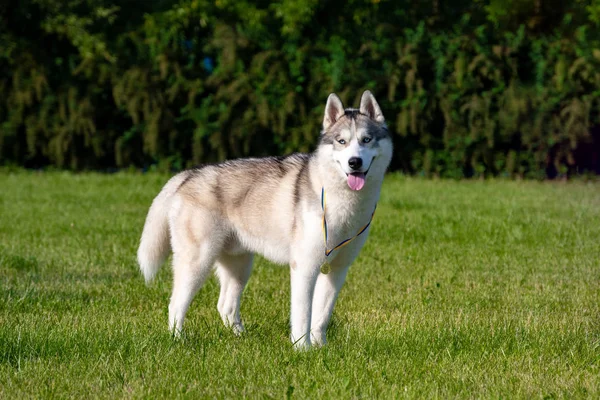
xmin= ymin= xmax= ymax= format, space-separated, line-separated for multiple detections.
xmin=1 ymin=171 xmax=599 ymax=398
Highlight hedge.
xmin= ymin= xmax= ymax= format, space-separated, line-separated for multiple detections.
xmin=1 ymin=0 xmax=600 ymax=177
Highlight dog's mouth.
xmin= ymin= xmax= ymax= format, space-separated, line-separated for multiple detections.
xmin=347 ymin=172 xmax=366 ymax=191
xmin=345 ymin=161 xmax=373 ymax=191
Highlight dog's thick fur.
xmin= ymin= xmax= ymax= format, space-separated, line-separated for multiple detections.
xmin=137 ymin=90 xmax=393 ymax=348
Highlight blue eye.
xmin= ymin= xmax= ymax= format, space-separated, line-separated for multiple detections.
xmin=362 ymin=137 xmax=372 ymax=143
xmin=337 ymin=139 xmax=346 ymax=144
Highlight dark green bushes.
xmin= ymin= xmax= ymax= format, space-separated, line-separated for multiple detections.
xmin=1 ymin=0 xmax=599 ymax=177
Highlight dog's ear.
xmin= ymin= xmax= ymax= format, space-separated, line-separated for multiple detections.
xmin=323 ymin=93 xmax=345 ymax=131
xmin=359 ymin=90 xmax=385 ymax=123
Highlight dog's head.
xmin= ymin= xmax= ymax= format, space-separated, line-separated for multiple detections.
xmin=320 ymin=90 xmax=393 ymax=191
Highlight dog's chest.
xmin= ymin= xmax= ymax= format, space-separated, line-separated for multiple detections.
xmin=322 ymin=200 xmax=375 ymax=247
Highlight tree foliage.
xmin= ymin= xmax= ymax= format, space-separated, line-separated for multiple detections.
xmin=1 ymin=0 xmax=599 ymax=177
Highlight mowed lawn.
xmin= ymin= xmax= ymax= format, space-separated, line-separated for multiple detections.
xmin=1 ymin=171 xmax=599 ymax=398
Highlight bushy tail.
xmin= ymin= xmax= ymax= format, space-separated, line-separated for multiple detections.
xmin=137 ymin=173 xmax=188 ymax=283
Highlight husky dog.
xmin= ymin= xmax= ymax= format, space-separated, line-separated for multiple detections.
xmin=137 ymin=90 xmax=393 ymax=349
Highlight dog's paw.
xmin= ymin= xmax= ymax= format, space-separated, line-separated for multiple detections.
xmin=293 ymin=342 xmax=311 ymax=351
xmin=311 ymin=332 xmax=327 ymax=347
xmin=291 ymin=336 xmax=312 ymax=351
xmin=231 ymin=322 xmax=245 ymax=336
xmin=170 ymin=327 xmax=184 ymax=340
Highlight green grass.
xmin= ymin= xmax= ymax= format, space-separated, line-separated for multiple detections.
xmin=1 ymin=171 xmax=599 ymax=398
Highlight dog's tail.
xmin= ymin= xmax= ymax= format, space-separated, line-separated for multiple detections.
xmin=137 ymin=172 xmax=188 ymax=283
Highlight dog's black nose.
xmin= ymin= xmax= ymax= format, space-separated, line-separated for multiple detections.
xmin=348 ymin=157 xmax=363 ymax=170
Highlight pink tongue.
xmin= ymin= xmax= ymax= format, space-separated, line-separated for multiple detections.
xmin=347 ymin=173 xmax=366 ymax=191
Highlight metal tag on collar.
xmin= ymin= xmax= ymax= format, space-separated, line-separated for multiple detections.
xmin=320 ymin=262 xmax=331 ymax=275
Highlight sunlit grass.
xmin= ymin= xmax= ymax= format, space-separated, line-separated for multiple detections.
xmin=1 ymin=171 xmax=599 ymax=398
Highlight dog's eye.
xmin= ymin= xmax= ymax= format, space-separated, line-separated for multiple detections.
xmin=337 ymin=139 xmax=346 ymax=144
xmin=362 ymin=137 xmax=372 ymax=143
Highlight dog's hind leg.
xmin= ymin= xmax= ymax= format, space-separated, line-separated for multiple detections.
xmin=215 ymin=253 xmax=254 ymax=335
xmin=168 ymin=240 xmax=221 ymax=335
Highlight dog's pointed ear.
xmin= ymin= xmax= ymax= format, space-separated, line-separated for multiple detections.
xmin=323 ymin=93 xmax=345 ymax=131
xmin=359 ymin=90 xmax=385 ymax=123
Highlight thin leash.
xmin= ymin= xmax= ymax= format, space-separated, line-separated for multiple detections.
xmin=321 ymin=187 xmax=377 ymax=257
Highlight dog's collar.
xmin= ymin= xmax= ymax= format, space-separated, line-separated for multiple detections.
xmin=321 ymin=187 xmax=377 ymax=258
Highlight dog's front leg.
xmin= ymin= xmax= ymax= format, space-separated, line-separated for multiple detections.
xmin=310 ymin=264 xmax=350 ymax=346
xmin=310 ymin=235 xmax=367 ymax=346
xmin=289 ymin=261 xmax=320 ymax=350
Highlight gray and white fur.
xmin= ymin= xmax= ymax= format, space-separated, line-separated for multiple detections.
xmin=137 ymin=90 xmax=393 ymax=349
